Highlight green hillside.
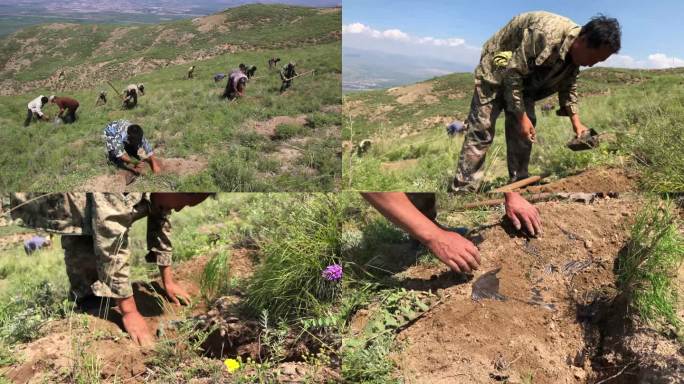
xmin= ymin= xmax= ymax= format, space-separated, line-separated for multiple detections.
xmin=0 ymin=5 xmax=342 ymax=192
xmin=343 ymin=67 xmax=684 ymax=192
xmin=0 ymin=5 xmax=341 ymax=93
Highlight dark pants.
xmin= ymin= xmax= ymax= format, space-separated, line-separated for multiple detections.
xmin=62 ymin=108 xmax=77 ymax=124
xmin=108 ymin=144 xmax=140 ymax=170
xmin=280 ymin=80 xmax=292 ymax=93
xmin=452 ymin=86 xmax=535 ymax=191
xmin=24 ymin=109 xmax=41 ymax=127
xmin=223 ymin=84 xmax=238 ymax=100
xmin=123 ymin=93 xmax=137 ymax=109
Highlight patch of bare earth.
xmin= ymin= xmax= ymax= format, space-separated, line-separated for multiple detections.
xmin=192 ymin=14 xmax=229 ymax=33
xmin=387 ymin=82 xmax=438 ymax=105
xmin=363 ymin=196 xmax=675 ymax=383
xmin=523 ymin=167 xmax=639 ymax=194
xmin=77 ymin=156 xmax=207 ymax=192
xmin=251 ymin=115 xmax=308 ymax=139
xmin=0 ymin=233 xmax=36 ymax=250
xmin=381 ymin=158 xmax=419 ymax=171
xmin=421 ymin=115 xmax=452 ymax=127
xmin=41 ymin=23 xmax=78 ymax=31
xmin=317 ymin=7 xmax=341 ymax=14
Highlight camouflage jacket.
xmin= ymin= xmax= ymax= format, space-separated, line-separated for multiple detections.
xmin=475 ymin=11 xmax=581 ymax=115
xmin=280 ymin=66 xmax=297 ymax=81
xmin=9 ymin=193 xmax=172 ymax=266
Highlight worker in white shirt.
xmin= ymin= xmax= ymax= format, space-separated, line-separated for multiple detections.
xmin=123 ymin=84 xmax=145 ymax=109
xmin=24 ymin=95 xmax=51 ymax=126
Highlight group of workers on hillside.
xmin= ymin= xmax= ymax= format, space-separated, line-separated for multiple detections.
xmin=22 ymin=56 xmax=303 ymax=179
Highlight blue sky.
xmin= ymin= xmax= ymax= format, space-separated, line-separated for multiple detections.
xmin=343 ymin=0 xmax=684 ymax=69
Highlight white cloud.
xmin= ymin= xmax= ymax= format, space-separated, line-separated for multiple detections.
xmin=342 ymin=22 xmax=480 ymax=67
xmin=343 ymin=22 xmax=467 ymax=48
xmin=598 ymin=52 xmax=684 ymax=69
xmin=647 ymin=53 xmax=684 ymax=68
xmin=341 ymin=22 xmax=370 ymax=34
xmin=382 ymin=29 xmax=409 ymax=41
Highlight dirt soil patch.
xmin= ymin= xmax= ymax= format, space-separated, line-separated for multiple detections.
xmin=77 ymin=156 xmax=207 ymax=192
xmin=381 ymin=158 xmax=419 ymax=171
xmin=192 ymin=14 xmax=229 ymax=33
xmin=0 ymin=233 xmax=37 ymax=250
xmin=41 ymin=23 xmax=77 ymax=31
xmin=158 ymin=156 xmax=207 ymax=176
xmin=251 ymin=115 xmax=308 ymax=139
xmin=523 ymin=167 xmax=639 ymax=194
xmin=387 ymin=82 xmax=438 ymax=105
xmin=2 ymin=249 xmax=257 ymax=384
xmin=385 ymin=197 xmax=649 ymax=383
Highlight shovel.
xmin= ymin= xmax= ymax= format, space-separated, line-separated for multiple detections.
xmin=566 ymin=128 xmax=599 ymax=151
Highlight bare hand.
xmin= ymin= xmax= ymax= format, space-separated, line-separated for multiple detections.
xmin=121 ymin=311 xmax=154 ymax=347
xmin=519 ymin=114 xmax=536 ymax=143
xmin=424 ymin=230 xmax=481 ymax=273
xmin=504 ymin=192 xmax=542 ymax=236
xmin=164 ymin=281 xmax=192 ymax=306
xmin=573 ymin=122 xmax=589 ymax=138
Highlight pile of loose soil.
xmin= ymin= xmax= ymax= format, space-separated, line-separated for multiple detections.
xmin=522 ymin=167 xmax=638 ymax=194
xmin=381 ymin=197 xmax=652 ymax=383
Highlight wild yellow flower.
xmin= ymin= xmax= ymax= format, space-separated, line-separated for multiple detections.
xmin=224 ymin=358 xmax=241 ymax=373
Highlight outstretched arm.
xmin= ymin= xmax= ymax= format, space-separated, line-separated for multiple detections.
xmin=362 ymin=192 xmax=481 ymax=273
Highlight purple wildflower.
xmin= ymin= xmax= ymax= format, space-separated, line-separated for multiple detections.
xmin=321 ymin=264 xmax=343 ymax=282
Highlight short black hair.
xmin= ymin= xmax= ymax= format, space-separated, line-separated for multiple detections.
xmin=580 ymin=14 xmax=621 ymax=52
xmin=41 ymin=96 xmax=49 ymax=104
xmin=127 ymin=124 xmax=144 ymax=144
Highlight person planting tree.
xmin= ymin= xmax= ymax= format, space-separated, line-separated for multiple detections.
xmin=9 ymin=193 xmax=212 ymax=346
xmin=452 ymin=12 xmax=621 ymax=192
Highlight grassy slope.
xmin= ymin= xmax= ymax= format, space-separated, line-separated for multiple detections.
xmin=343 ymin=67 xmax=684 ymax=192
xmin=0 ymin=5 xmax=341 ymax=192
xmin=0 ymin=5 xmax=340 ymax=83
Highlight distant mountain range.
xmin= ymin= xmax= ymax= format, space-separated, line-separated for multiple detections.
xmin=343 ymin=47 xmax=474 ymax=91
xmin=0 ymin=0 xmax=340 ymax=35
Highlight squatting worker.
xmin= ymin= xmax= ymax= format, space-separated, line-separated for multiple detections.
xmin=103 ymin=119 xmax=161 ymax=176
xmin=223 ymin=65 xmax=248 ymax=100
xmin=10 ymin=193 xmax=212 ymax=347
xmin=452 ymin=12 xmax=621 ymax=192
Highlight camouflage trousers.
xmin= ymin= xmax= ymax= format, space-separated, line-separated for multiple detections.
xmin=60 ymin=194 xmax=172 ymax=300
xmin=452 ymin=85 xmax=536 ymax=192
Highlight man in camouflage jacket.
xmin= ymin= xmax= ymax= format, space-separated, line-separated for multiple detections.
xmin=453 ymin=12 xmax=621 ymax=191
xmin=9 ymin=193 xmax=211 ymax=346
